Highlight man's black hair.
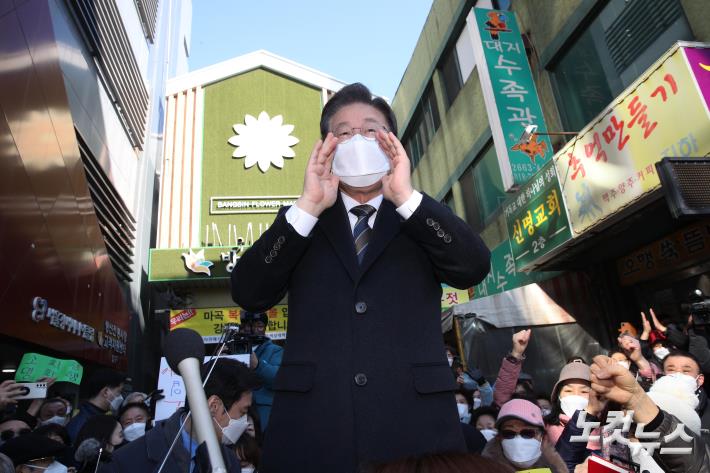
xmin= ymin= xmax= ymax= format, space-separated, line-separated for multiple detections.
xmin=662 ymin=349 xmax=702 ymax=373
xmin=197 ymin=358 xmax=262 ymax=411
xmin=455 ymin=388 xmax=473 ymax=407
xmin=82 ymin=368 xmax=126 ymax=399
xmin=470 ymin=405 xmax=499 ymax=428
xmin=319 ymin=83 xmax=397 ymax=139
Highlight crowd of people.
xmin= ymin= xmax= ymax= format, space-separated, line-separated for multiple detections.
xmin=1 ymin=308 xmax=709 ymax=472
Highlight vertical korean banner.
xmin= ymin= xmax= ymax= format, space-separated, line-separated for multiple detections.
xmin=469 ymin=8 xmax=554 ymax=190
xmin=554 ymin=44 xmax=710 ymax=236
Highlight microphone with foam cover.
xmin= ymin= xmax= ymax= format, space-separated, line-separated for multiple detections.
xmin=163 ymin=328 xmax=227 ymax=473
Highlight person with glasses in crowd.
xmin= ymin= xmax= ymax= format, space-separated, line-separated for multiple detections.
xmin=482 ymin=398 xmax=567 ymax=472
xmin=231 ymin=82 xmax=491 ymax=473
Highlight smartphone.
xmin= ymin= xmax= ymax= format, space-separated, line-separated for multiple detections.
xmin=15 ymin=382 xmax=48 ymax=400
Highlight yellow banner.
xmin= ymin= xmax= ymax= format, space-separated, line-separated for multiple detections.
xmin=169 ymin=306 xmax=288 ymax=342
xmin=441 ymin=285 xmax=471 ymax=309
xmin=554 ymin=44 xmax=710 ymax=236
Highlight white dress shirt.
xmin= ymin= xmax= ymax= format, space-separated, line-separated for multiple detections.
xmin=285 ymin=190 xmax=424 ymax=237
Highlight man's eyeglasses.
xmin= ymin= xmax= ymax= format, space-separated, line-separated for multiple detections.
xmin=331 ymin=125 xmax=388 ymax=143
xmin=499 ymin=428 xmax=540 ymax=439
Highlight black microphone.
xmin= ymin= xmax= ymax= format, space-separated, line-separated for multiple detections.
xmin=163 ymin=328 xmax=227 ymax=473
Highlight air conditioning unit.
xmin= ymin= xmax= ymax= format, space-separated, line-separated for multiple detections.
xmin=655 ymin=157 xmax=710 ymax=218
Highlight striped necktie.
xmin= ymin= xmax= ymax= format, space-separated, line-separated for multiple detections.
xmin=350 ymin=204 xmax=376 ymax=265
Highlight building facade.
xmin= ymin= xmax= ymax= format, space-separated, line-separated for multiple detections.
xmin=0 ymin=0 xmax=191 ymax=388
xmin=392 ymin=0 xmax=710 ymax=390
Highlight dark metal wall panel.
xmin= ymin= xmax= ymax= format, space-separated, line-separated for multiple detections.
xmin=0 ymin=0 xmax=130 ymax=370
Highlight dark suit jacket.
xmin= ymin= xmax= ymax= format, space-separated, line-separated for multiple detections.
xmin=231 ymin=193 xmax=490 ymax=473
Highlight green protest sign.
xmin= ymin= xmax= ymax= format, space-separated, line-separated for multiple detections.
xmin=15 ymin=353 xmax=83 ymax=385
xmin=504 ymin=161 xmax=572 ymax=271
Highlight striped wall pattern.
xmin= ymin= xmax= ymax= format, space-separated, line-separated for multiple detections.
xmin=157 ymin=87 xmax=204 ymax=249
xmin=135 ymin=0 xmax=160 ymax=41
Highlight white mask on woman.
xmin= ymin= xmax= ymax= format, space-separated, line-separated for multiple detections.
xmin=40 ymin=416 xmax=67 ymax=427
xmin=560 ymin=394 xmax=588 ymax=418
xmin=331 ymin=134 xmax=390 ymax=187
xmin=457 ymin=403 xmax=471 ymax=424
xmin=473 ymin=397 xmax=482 ymax=410
xmin=654 ymin=347 xmax=670 ymax=360
xmin=479 ymin=428 xmax=497 ymax=441
xmin=501 ymin=436 xmax=542 ymax=468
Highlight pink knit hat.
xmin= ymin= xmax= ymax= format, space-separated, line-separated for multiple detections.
xmin=496 ymin=399 xmax=545 ymax=429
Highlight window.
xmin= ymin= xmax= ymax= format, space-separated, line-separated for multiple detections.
xmin=403 ymin=83 xmax=441 ymax=168
xmin=440 ymin=46 xmax=463 ymax=108
xmin=551 ymin=0 xmax=692 ymax=132
xmin=458 ymin=143 xmax=507 ymax=232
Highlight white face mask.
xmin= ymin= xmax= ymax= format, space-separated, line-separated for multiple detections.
xmin=560 ymin=394 xmax=588 ymax=418
xmin=665 ymin=372 xmax=699 ymax=393
xmin=540 ymin=408 xmax=552 ymax=417
xmin=473 ymin=397 xmax=482 ymax=410
xmin=123 ymin=422 xmax=146 ymax=442
xmin=331 ymin=134 xmax=390 ymax=187
xmin=479 ymin=428 xmax=497 ymax=441
xmin=617 ymin=360 xmax=631 ymax=370
xmin=214 ymin=408 xmax=248 ymax=445
xmin=447 ymin=356 xmax=454 ymax=367
xmin=109 ymin=392 xmax=124 ymax=413
xmin=501 ymin=436 xmax=542 ymax=468
xmin=40 ymin=415 xmax=67 ymax=427
xmin=457 ymin=403 xmax=471 ymax=424
xmin=654 ymin=347 xmax=670 ymax=360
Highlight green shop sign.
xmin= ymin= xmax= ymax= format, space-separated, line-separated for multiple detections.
xmin=149 ymin=246 xmax=249 ymax=282
xmin=472 ymin=240 xmax=557 ymax=300
xmin=504 ymin=161 xmax=572 ymax=271
xmin=470 ymin=8 xmax=554 ymax=190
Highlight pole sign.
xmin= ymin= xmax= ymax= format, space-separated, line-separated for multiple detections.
xmin=469 ymin=8 xmax=554 ymax=190
xmin=504 ymin=161 xmax=573 ymax=271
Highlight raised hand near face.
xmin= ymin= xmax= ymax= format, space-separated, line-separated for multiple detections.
xmin=376 ymin=130 xmax=413 ymax=207
xmin=296 ymin=133 xmax=340 ymax=217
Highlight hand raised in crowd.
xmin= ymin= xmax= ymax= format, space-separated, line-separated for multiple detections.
xmin=295 ymin=133 xmax=340 ymax=217
xmin=27 ymin=377 xmax=56 ymax=417
xmin=585 ymin=388 xmax=607 ymax=418
xmin=511 ymin=329 xmax=532 ymax=359
xmin=617 ymin=334 xmax=649 ymax=368
xmin=590 ymin=355 xmax=659 ymax=424
xmin=640 ymin=311 xmax=652 ymax=340
xmin=377 ymin=130 xmax=413 ymax=207
xmin=0 ymin=380 xmax=25 ymax=409
xmin=649 ymin=308 xmax=667 ymax=333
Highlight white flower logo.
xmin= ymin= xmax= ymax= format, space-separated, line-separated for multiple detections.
xmin=228 ymin=111 xmax=300 ymax=173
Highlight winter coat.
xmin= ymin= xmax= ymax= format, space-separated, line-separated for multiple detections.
xmin=482 ymin=435 xmax=568 ymax=473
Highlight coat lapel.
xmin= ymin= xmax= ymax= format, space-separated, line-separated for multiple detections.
xmin=318 ymin=195 xmax=360 ymax=282
xmin=358 ymin=199 xmax=400 ymax=278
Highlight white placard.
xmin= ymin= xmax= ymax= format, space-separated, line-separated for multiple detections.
xmin=154 ymin=354 xmax=251 ymax=421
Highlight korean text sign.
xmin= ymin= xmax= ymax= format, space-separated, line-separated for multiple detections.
xmin=441 ymin=285 xmax=471 ymax=309
xmin=504 ymin=161 xmax=572 ymax=270
xmin=470 ymin=8 xmax=554 ymax=189
xmin=169 ymin=306 xmax=288 ymax=343
xmin=15 ymin=353 xmax=83 ymax=384
xmin=472 ymin=240 xmax=557 ymax=299
xmin=554 ymin=44 xmax=710 ymax=236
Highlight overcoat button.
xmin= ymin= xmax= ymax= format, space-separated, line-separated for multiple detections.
xmin=277 ymin=236 xmax=286 ymax=244
xmin=265 ymin=256 xmax=273 ymax=264
xmin=443 ymin=234 xmax=452 ymax=243
xmin=426 ymin=218 xmax=434 ymax=226
xmin=270 ymin=250 xmax=278 ymax=257
xmin=432 ymin=222 xmax=441 ymax=231
xmin=354 ymin=373 xmax=368 ymax=386
xmin=437 ymin=229 xmax=445 ymax=237
xmin=355 ymin=302 xmax=367 ymax=314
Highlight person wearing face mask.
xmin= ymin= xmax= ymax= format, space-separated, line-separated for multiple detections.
xmin=231 ymin=83 xmax=490 ymax=473
xmin=662 ymin=350 xmax=709 ymax=430
xmin=239 ymin=311 xmax=283 ymax=431
xmin=0 ymin=433 xmax=67 ymax=473
xmin=36 ymin=399 xmax=71 ymax=428
xmin=117 ymin=402 xmax=150 ymax=443
xmin=100 ymin=358 xmax=260 ymax=473
xmin=65 ymin=369 xmax=125 ymax=443
xmin=482 ymin=399 xmax=567 ymax=473
xmin=544 ymin=361 xmax=592 ymax=446
xmin=472 ymin=406 xmax=499 ymax=443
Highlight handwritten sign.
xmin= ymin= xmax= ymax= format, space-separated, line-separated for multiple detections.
xmin=15 ymin=353 xmax=83 ymax=385
xmin=554 ymin=44 xmax=710 ymax=236
xmin=441 ymin=285 xmax=471 ymax=309
xmin=154 ymin=354 xmax=251 ymax=421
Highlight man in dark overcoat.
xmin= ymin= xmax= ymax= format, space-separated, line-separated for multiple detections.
xmin=231 ymin=83 xmax=490 ymax=473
